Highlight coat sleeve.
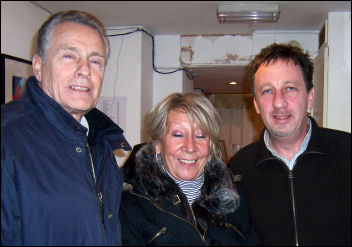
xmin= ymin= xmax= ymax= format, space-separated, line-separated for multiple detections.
xmin=119 ymin=192 xmax=149 ymax=245
xmin=234 ymin=182 xmax=261 ymax=246
xmin=1 ymin=145 xmax=23 ymax=245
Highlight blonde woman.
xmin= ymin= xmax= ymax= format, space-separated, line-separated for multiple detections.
xmin=120 ymin=92 xmax=259 ymax=245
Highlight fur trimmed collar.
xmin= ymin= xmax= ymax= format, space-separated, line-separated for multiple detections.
xmin=125 ymin=143 xmax=240 ymax=216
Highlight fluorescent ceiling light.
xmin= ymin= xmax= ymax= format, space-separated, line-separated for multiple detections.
xmin=217 ymin=3 xmax=280 ymax=23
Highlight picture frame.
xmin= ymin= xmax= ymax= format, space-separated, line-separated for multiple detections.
xmin=1 ymin=54 xmax=33 ymax=105
xmin=219 ymin=139 xmax=229 ymax=165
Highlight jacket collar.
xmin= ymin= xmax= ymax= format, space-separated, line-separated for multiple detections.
xmin=85 ymin=107 xmax=131 ymax=150
xmin=305 ymin=116 xmax=328 ymax=154
xmin=24 ymin=76 xmax=130 ymax=150
xmin=125 ymin=143 xmax=240 ymax=216
xmin=24 ymin=76 xmax=85 ymax=141
xmin=255 ymin=116 xmax=325 ymax=166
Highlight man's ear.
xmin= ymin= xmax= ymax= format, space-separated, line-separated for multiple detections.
xmin=253 ymin=97 xmax=261 ymax=115
xmin=32 ymin=54 xmax=43 ymax=81
xmin=307 ymin=87 xmax=315 ymax=112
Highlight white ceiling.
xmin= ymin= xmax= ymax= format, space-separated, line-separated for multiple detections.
xmin=31 ymin=1 xmax=351 ymax=94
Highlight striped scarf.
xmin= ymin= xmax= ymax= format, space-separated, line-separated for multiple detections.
xmin=159 ymin=159 xmax=204 ymax=204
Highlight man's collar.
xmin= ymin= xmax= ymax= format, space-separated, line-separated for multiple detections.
xmin=80 ymin=115 xmax=89 ymax=136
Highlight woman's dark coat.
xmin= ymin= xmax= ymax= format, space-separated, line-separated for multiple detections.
xmin=119 ymin=143 xmax=260 ymax=246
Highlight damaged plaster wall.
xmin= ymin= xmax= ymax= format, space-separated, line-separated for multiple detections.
xmin=180 ymin=31 xmax=319 ymax=66
xmin=253 ymin=30 xmax=319 ymax=58
xmin=180 ymin=34 xmax=253 ymax=65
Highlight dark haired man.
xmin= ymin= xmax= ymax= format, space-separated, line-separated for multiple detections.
xmin=230 ymin=43 xmax=351 ymax=245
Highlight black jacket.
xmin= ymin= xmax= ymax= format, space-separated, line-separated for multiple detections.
xmin=230 ymin=117 xmax=351 ymax=246
xmin=119 ymin=143 xmax=260 ymax=246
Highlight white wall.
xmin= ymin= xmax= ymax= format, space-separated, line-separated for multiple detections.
xmin=1 ymin=1 xmax=49 ymax=60
xmin=103 ymin=30 xmax=155 ymax=165
xmin=153 ymin=70 xmax=183 ymax=105
xmin=153 ymin=35 xmax=188 ymax=105
xmin=326 ymin=12 xmax=351 ymax=132
xmin=140 ymin=32 xmax=154 ymax=142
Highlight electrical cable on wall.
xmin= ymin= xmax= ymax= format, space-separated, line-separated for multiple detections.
xmin=107 ymin=28 xmax=194 ymax=80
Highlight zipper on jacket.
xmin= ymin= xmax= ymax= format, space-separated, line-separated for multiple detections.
xmin=183 ymin=194 xmax=198 ymax=227
xmin=98 ymin=191 xmax=103 ymax=210
xmin=272 ymin=158 xmax=300 ymax=246
xmin=179 ymin=192 xmax=207 ymax=244
xmin=218 ymin=222 xmax=243 ymax=238
xmin=129 ymin=190 xmax=207 ymax=244
xmin=86 ymin=144 xmax=97 ymax=183
xmin=147 ymin=226 xmax=167 ymax=244
xmin=87 ymin=143 xmax=105 ymax=231
xmin=289 ymin=170 xmax=299 ymax=246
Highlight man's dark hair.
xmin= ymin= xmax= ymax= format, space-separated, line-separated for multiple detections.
xmin=250 ymin=43 xmax=314 ymax=97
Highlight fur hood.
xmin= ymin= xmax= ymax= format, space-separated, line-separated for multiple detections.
xmin=124 ymin=143 xmax=241 ymax=216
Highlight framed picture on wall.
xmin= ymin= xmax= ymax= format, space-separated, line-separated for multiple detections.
xmin=1 ymin=54 xmax=34 ymax=105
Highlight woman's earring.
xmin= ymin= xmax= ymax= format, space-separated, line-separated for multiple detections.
xmin=155 ymin=152 xmax=161 ymax=161
xmin=307 ymin=108 xmax=312 ymax=116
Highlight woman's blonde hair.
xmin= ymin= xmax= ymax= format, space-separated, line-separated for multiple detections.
xmin=147 ymin=92 xmax=222 ymax=161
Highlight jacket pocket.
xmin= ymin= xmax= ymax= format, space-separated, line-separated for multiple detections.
xmin=147 ymin=226 xmax=167 ymax=244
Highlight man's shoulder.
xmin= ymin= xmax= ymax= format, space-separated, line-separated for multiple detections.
xmin=234 ymin=140 xmax=261 ymax=158
xmin=229 ymin=140 xmax=261 ymax=171
xmin=1 ymin=100 xmax=31 ymax=128
xmin=316 ymin=126 xmax=351 ymax=147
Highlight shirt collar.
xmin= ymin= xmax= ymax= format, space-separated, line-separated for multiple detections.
xmin=80 ymin=116 xmax=89 ymax=136
xmin=264 ymin=117 xmax=312 ymax=170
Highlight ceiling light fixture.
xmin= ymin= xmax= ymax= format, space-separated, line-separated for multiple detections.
xmin=217 ymin=3 xmax=280 ymax=23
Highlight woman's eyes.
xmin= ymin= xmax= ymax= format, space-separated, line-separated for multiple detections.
xmin=195 ymin=135 xmax=206 ymax=139
xmin=171 ymin=133 xmax=206 ymax=138
xmin=64 ymin=54 xmax=74 ymax=59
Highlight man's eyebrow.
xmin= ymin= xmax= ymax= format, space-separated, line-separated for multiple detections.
xmin=89 ymin=52 xmax=105 ymax=58
xmin=57 ymin=44 xmax=105 ymax=58
xmin=259 ymin=80 xmax=295 ymax=87
xmin=258 ymin=82 xmax=273 ymax=89
xmin=57 ymin=44 xmax=78 ymax=52
xmin=282 ymin=80 xmax=296 ymax=85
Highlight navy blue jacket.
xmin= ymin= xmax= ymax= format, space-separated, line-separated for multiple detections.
xmin=1 ymin=76 xmax=131 ymax=245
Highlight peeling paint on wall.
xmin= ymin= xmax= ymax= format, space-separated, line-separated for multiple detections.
xmin=214 ymin=53 xmax=239 ymax=63
xmin=180 ymin=45 xmax=194 ymax=62
xmin=180 ymin=34 xmax=253 ymax=65
xmin=179 ymin=32 xmax=319 ymax=66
